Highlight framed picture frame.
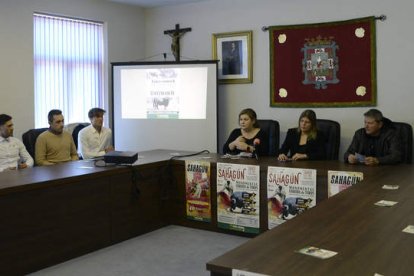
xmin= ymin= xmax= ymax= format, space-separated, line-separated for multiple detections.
xmin=212 ymin=30 xmax=253 ymax=84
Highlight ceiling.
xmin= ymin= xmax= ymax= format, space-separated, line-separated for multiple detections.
xmin=107 ymin=0 xmax=210 ymax=8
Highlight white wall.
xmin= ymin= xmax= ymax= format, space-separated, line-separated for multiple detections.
xmin=0 ymin=0 xmax=145 ymax=139
xmin=144 ymin=0 xmax=414 ymax=158
xmin=1 ymin=0 xmax=413 ymax=158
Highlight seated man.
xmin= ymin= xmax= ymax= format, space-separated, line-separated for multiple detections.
xmin=0 ymin=114 xmax=33 ymax=172
xmin=35 ymin=109 xmax=79 ymax=165
xmin=344 ymin=109 xmax=402 ymax=165
xmin=78 ymin=107 xmax=114 ymax=159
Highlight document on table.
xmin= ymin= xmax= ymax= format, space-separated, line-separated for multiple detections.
xmin=296 ymin=246 xmax=338 ymax=259
xmin=382 ymin=184 xmax=399 ymax=190
xmin=374 ymin=200 xmax=398 ymax=207
xmin=232 ymin=269 xmax=270 ymax=276
xmin=402 ymin=225 xmax=414 ymax=234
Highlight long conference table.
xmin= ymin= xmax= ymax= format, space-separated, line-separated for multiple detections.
xmin=0 ymin=149 xmax=413 ymax=275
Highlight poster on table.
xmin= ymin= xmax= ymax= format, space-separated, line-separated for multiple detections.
xmin=216 ymin=162 xmax=260 ymax=234
xmin=328 ymin=170 xmax=363 ymax=197
xmin=267 ymin=166 xmax=316 ymax=229
xmin=185 ymin=160 xmax=211 ymax=222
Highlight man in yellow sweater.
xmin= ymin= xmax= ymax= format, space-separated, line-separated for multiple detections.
xmin=35 ymin=109 xmax=79 ymax=165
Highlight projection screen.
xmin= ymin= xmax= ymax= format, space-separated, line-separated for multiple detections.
xmin=111 ymin=61 xmax=218 ymax=153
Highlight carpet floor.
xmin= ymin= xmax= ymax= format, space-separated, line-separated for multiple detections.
xmin=29 ymin=225 xmax=249 ymax=276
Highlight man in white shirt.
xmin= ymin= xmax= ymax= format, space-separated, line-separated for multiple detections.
xmin=0 ymin=114 xmax=34 ymax=172
xmin=78 ymin=108 xmax=114 ymax=159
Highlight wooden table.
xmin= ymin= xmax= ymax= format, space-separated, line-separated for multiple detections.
xmin=206 ymin=164 xmax=414 ymax=275
xmin=1 ymin=150 xmax=405 ymax=275
xmin=0 ymin=150 xmax=174 ymax=275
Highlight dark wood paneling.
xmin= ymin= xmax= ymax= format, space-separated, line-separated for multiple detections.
xmin=0 ymin=177 xmax=111 ymax=275
xmin=0 ymin=150 xmax=177 ymax=275
xmin=110 ymin=166 xmax=168 ymax=243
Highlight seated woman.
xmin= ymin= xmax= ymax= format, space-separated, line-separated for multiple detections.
xmin=278 ymin=110 xmax=326 ymax=161
xmin=223 ymin=108 xmax=269 ymax=156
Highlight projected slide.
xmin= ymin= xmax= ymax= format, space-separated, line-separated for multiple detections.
xmin=121 ymin=67 xmax=207 ymax=119
xmin=112 ymin=61 xmax=218 ymax=153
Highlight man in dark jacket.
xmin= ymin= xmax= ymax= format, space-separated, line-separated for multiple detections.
xmin=344 ymin=109 xmax=402 ymax=165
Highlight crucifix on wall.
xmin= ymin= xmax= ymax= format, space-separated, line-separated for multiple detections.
xmin=164 ymin=23 xmax=192 ymax=61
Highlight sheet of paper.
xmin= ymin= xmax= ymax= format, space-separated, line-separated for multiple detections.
xmin=402 ymin=225 xmax=414 ymax=234
xmin=355 ymin=152 xmax=365 ymax=163
xmin=374 ymin=200 xmax=398 ymax=207
xmin=296 ymin=246 xmax=338 ymax=259
xmin=382 ymin=185 xmax=399 ymax=190
xmin=232 ymin=269 xmax=270 ymax=276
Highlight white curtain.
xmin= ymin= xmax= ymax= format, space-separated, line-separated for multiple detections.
xmin=34 ymin=13 xmax=104 ymax=127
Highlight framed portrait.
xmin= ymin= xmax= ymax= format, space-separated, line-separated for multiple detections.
xmin=212 ymin=30 xmax=253 ymax=84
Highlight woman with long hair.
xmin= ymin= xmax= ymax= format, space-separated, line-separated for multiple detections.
xmin=278 ymin=110 xmax=326 ymax=161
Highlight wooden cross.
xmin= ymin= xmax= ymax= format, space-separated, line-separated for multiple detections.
xmin=164 ymin=24 xmax=192 ymax=62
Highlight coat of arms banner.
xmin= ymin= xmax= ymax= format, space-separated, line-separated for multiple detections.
xmin=269 ymin=17 xmax=376 ymax=107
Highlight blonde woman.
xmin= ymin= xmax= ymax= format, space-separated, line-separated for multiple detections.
xmin=278 ymin=110 xmax=326 ymax=161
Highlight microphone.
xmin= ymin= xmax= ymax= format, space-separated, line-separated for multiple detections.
xmin=253 ymin=138 xmax=260 ymax=160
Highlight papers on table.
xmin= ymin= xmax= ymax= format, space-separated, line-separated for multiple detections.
xmin=374 ymin=200 xmax=398 ymax=207
xmin=221 ymin=152 xmax=253 ymax=159
xmin=296 ymin=246 xmax=338 ymax=259
xmin=382 ymin=184 xmax=399 ymax=190
xmin=402 ymin=225 xmax=414 ymax=234
xmin=232 ymin=269 xmax=270 ymax=276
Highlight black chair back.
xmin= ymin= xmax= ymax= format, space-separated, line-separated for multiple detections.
xmin=22 ymin=128 xmax=48 ymax=159
xmin=257 ymin=119 xmax=280 ymax=156
xmin=72 ymin=123 xmax=90 ymax=150
xmin=393 ymin=122 xmax=413 ymax=164
xmin=316 ymin=119 xmax=340 ymax=160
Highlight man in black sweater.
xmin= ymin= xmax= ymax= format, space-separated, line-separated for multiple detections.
xmin=344 ymin=109 xmax=402 ymax=165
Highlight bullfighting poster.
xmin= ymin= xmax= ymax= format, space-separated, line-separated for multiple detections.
xmin=267 ymin=166 xmax=316 ymax=229
xmin=217 ymin=163 xmax=260 ymax=234
xmin=185 ymin=160 xmax=211 ymax=222
xmin=269 ymin=16 xmax=376 ymax=107
xmin=328 ymin=170 xmax=363 ymax=197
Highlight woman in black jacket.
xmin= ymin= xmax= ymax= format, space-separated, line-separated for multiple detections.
xmin=223 ymin=108 xmax=269 ymax=156
xmin=278 ymin=110 xmax=326 ymax=161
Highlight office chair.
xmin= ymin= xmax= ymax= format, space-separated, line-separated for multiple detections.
xmin=22 ymin=128 xmax=49 ymax=159
xmin=256 ymin=119 xmax=280 ymax=156
xmin=63 ymin=123 xmax=80 ymax=135
xmin=316 ymin=119 xmax=341 ymax=160
xmin=72 ymin=123 xmax=90 ymax=150
xmin=393 ymin=122 xmax=413 ymax=164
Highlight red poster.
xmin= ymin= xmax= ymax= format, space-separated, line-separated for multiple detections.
xmin=185 ymin=160 xmax=211 ymax=222
xmin=269 ymin=17 xmax=376 ymax=107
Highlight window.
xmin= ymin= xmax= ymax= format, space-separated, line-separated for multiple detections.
xmin=33 ymin=13 xmax=104 ymax=127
